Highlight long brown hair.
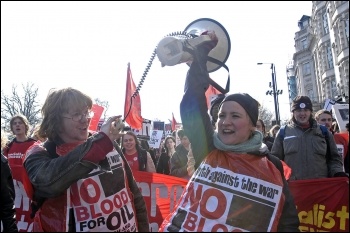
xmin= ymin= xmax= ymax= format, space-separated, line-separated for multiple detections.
xmin=122 ymin=131 xmax=140 ymax=151
xmin=38 ymin=88 xmax=93 ymax=141
xmin=163 ymin=136 xmax=176 ymax=155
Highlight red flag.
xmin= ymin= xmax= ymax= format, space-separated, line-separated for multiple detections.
xmin=205 ymin=85 xmax=220 ymax=109
xmin=171 ymin=112 xmax=177 ymax=131
xmin=88 ymin=104 xmax=104 ymax=132
xmin=124 ymin=63 xmax=143 ymax=129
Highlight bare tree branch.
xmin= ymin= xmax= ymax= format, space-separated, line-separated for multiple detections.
xmin=1 ymin=82 xmax=41 ymax=131
xmin=259 ymin=104 xmax=274 ymax=132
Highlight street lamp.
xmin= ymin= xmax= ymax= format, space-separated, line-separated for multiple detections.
xmin=257 ymin=62 xmax=282 ymax=125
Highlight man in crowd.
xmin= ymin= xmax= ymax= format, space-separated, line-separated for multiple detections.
xmin=3 ymin=114 xmax=37 ymax=232
xmin=271 ymin=96 xmax=347 ymax=180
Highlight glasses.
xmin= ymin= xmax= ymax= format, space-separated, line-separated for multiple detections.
xmin=62 ymin=110 xmax=94 ymax=122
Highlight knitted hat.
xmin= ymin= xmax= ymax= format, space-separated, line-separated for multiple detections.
xmin=291 ymin=96 xmax=313 ymax=112
xmin=219 ymin=93 xmax=259 ymax=126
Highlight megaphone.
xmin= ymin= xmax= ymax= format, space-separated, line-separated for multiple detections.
xmin=156 ymin=18 xmax=231 ymax=73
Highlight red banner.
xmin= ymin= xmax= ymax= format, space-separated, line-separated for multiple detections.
xmin=171 ymin=113 xmax=177 ymax=131
xmin=133 ymin=171 xmax=188 ymax=232
xmin=288 ymin=177 xmax=349 ymax=232
xmin=134 ymin=172 xmax=349 ymax=232
xmin=88 ymin=104 xmax=104 ymax=132
xmin=124 ymin=63 xmax=143 ymax=129
xmin=205 ymin=85 xmax=220 ymax=109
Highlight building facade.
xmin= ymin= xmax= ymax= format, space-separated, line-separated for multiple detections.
xmin=289 ymin=1 xmax=349 ymax=111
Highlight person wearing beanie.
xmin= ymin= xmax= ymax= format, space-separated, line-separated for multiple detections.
xmin=271 ymin=95 xmax=347 ymax=180
xmin=159 ymin=31 xmax=299 ymax=232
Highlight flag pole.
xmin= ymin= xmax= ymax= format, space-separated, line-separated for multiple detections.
xmin=123 ymin=62 xmax=133 ymax=122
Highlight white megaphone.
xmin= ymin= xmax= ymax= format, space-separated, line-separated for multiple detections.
xmin=156 ymin=18 xmax=231 ymax=73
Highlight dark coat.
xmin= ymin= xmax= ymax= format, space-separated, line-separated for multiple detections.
xmin=156 ymin=152 xmax=170 ymax=175
xmin=170 ymin=144 xmax=189 ymax=178
xmin=24 ymin=134 xmax=150 ymax=232
xmin=1 ymin=153 xmax=18 ymax=232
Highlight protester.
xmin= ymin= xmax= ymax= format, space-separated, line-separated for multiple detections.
xmin=316 ymin=109 xmax=349 ymax=163
xmin=23 ymin=87 xmax=149 ymax=232
xmin=156 ymin=136 xmax=176 ymax=175
xmin=315 ymin=109 xmax=334 ymax=133
xmin=256 ymin=119 xmax=273 ymax=151
xmin=3 ymin=114 xmax=36 ymax=232
xmin=333 ymin=121 xmax=349 ymax=171
xmin=122 ymin=131 xmax=156 ymax=172
xmin=140 ymin=139 xmax=158 ymax=167
xmin=170 ymin=129 xmax=191 ymax=179
xmin=266 ymin=124 xmax=280 ymax=144
xmin=1 ymin=130 xmax=18 ymax=232
xmin=160 ymin=31 xmax=299 ymax=232
xmin=271 ymin=95 xmax=346 ymax=180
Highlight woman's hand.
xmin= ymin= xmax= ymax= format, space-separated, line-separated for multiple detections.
xmin=100 ymin=115 xmax=125 ymax=142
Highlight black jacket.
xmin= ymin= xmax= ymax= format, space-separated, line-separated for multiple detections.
xmin=156 ymin=152 xmax=171 ymax=175
xmin=24 ymin=134 xmax=149 ymax=232
xmin=1 ymin=153 xmax=18 ymax=232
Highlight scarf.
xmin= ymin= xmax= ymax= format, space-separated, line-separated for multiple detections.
xmin=213 ymin=130 xmax=263 ymax=154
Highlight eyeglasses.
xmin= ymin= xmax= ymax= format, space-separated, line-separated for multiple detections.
xmin=62 ymin=110 xmax=94 ymax=122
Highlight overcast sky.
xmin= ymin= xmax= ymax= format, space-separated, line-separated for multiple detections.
xmin=1 ymin=1 xmax=312 ymax=124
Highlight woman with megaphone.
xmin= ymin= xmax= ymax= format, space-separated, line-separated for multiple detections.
xmin=159 ymin=31 xmax=300 ymax=232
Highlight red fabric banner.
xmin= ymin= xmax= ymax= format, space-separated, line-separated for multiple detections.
xmin=88 ymin=104 xmax=104 ymax=132
xmin=134 ymin=172 xmax=349 ymax=232
xmin=171 ymin=113 xmax=177 ymax=131
xmin=205 ymin=85 xmax=220 ymax=109
xmin=133 ymin=171 xmax=188 ymax=232
xmin=124 ymin=63 xmax=143 ymax=129
xmin=288 ymin=177 xmax=349 ymax=232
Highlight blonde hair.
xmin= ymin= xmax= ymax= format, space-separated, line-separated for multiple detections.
xmin=269 ymin=125 xmax=281 ymax=138
xmin=1 ymin=130 xmax=8 ymax=150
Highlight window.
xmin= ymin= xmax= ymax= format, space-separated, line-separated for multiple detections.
xmin=327 ymin=45 xmax=334 ymax=69
xmin=303 ymin=62 xmax=311 ymax=75
xmin=301 ymin=38 xmax=308 ymax=49
xmin=323 ymin=12 xmax=329 ymax=34
xmin=345 ymin=19 xmax=349 ymax=42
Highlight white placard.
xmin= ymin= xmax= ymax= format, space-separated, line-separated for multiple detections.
xmin=148 ymin=130 xmax=164 ymax=148
xmin=332 ymin=104 xmax=349 ymax=133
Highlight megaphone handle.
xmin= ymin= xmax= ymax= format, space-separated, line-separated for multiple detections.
xmin=207 ymin=56 xmax=230 ymax=94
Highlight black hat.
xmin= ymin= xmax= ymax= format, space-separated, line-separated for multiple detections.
xmin=291 ymin=96 xmax=313 ymax=112
xmin=219 ymin=93 xmax=259 ymax=126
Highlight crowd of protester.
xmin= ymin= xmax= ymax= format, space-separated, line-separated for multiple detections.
xmin=1 ymin=31 xmax=348 ymax=232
